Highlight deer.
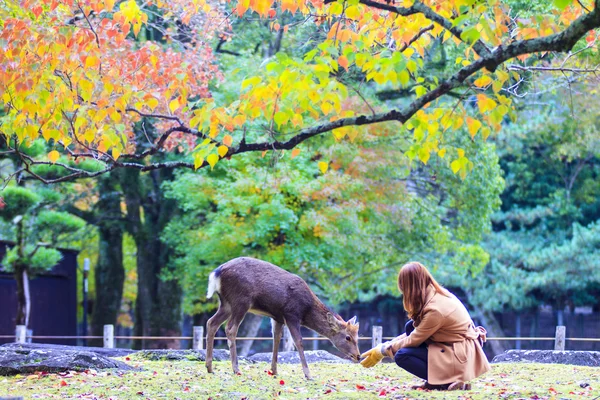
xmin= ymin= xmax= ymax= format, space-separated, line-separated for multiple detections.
xmin=205 ymin=257 xmax=361 ymax=379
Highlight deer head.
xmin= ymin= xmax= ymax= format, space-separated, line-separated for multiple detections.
xmin=326 ymin=314 xmax=360 ymax=362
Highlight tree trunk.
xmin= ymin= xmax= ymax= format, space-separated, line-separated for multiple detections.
xmin=14 ymin=264 xmax=30 ymax=327
xmin=473 ymin=307 xmax=508 ymax=357
xmin=90 ymin=176 xmax=125 ymax=347
xmin=13 ymin=215 xmax=30 ymax=328
xmin=238 ymin=314 xmax=264 ymax=356
xmin=122 ymin=169 xmax=182 ymax=349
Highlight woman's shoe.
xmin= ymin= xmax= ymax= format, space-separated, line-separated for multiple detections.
xmin=410 ymin=382 xmax=435 ymax=390
xmin=411 ymin=382 xmax=449 ymax=390
xmin=447 ymin=381 xmax=472 ymax=391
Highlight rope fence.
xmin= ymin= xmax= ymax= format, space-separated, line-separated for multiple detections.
xmin=4 ymin=325 xmax=599 ymax=350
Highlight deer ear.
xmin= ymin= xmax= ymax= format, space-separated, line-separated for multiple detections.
xmin=347 ymin=316 xmax=358 ymax=326
xmin=327 ymin=312 xmax=340 ymax=332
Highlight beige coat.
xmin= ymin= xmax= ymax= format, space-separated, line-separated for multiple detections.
xmin=386 ymin=286 xmax=490 ymax=385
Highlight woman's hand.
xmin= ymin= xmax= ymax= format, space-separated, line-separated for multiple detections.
xmin=359 ymin=344 xmax=386 ymax=368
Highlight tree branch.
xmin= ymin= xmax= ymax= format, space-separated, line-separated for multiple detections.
xmin=324 ymin=0 xmax=491 ymax=58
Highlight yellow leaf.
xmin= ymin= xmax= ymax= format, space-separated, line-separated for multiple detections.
xmin=79 ymin=79 xmax=94 ymax=102
xmin=146 ymin=97 xmax=159 ymax=111
xmin=418 ymin=147 xmax=430 ymax=164
xmin=346 ymin=5 xmax=360 ymax=19
xmin=169 ymin=98 xmax=180 ymax=113
xmin=210 ymin=121 xmax=219 ymax=138
xmin=474 ymin=75 xmax=492 ymax=87
xmin=217 ymin=145 xmax=228 ymax=157
xmin=48 ymin=150 xmax=59 ymax=163
xmin=438 ymin=148 xmax=447 ymax=158
xmin=332 ymin=128 xmax=346 ymax=140
xmin=450 ymin=159 xmax=461 ymax=174
xmin=477 ymin=94 xmax=497 ymax=113
xmin=291 ymin=148 xmax=300 ymax=159
xmin=112 ymin=147 xmax=121 ymax=160
xmin=466 ymin=117 xmax=481 ymax=138
xmin=318 ymin=161 xmax=328 ymax=174
xmin=85 ymin=56 xmax=100 ymax=69
xmin=194 ymin=155 xmax=204 ymax=170
xmin=207 ymin=153 xmax=219 ymax=169
xmin=223 ymin=135 xmax=233 ymax=147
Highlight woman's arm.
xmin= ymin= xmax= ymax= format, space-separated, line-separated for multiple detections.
xmin=384 ymin=310 xmax=444 ymax=355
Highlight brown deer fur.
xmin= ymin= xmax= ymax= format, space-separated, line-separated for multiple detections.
xmin=205 ymin=257 xmax=360 ymax=379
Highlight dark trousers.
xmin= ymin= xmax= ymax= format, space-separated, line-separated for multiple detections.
xmin=394 ymin=320 xmax=428 ymax=380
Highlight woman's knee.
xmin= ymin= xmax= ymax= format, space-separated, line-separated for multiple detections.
xmin=394 ymin=349 xmax=410 ymax=366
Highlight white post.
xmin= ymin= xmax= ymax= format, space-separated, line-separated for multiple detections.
xmin=15 ymin=325 xmax=26 ymax=344
xmin=103 ymin=324 xmax=114 ymax=349
xmin=554 ymin=326 xmax=566 ymax=351
xmin=372 ymin=326 xmax=382 ymax=348
xmin=193 ymin=326 xmax=204 ymax=350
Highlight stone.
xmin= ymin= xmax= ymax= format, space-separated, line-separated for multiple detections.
xmin=492 ymin=350 xmax=600 ymax=367
xmin=135 ymin=349 xmax=233 ymax=362
xmin=248 ymin=350 xmax=351 ymax=364
xmin=1 ymin=342 xmax=136 ymax=358
xmin=0 ymin=346 xmax=133 ymax=376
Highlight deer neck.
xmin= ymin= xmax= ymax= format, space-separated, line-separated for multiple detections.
xmin=303 ymin=301 xmax=341 ymax=339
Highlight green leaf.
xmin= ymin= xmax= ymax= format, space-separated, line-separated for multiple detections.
xmin=554 ymin=0 xmax=572 ymax=10
xmin=274 ymin=111 xmax=289 ymax=127
xmin=460 ymin=26 xmax=481 ymax=44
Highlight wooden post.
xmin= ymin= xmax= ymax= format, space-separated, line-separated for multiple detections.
xmin=554 ymin=326 xmax=566 ymax=351
xmin=515 ymin=312 xmax=521 ymax=350
xmin=372 ymin=326 xmax=382 ymax=348
xmin=15 ymin=325 xmax=26 ymax=344
xmin=103 ymin=324 xmax=114 ymax=349
xmin=193 ymin=326 xmax=204 ymax=350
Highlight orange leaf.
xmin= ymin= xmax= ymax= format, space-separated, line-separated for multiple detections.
xmin=338 ymin=55 xmax=349 ymax=71
xmin=291 ymin=148 xmax=300 ymax=159
xmin=223 ymin=135 xmax=233 ymax=147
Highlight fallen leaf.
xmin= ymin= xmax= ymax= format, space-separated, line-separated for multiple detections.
xmin=60 ymin=380 xmax=67 ymax=387
xmin=279 ymin=379 xmax=285 ymax=385
xmin=356 ymin=384 xmax=366 ymax=390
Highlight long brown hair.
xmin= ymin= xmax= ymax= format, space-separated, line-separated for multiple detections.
xmin=398 ymin=262 xmax=449 ymax=324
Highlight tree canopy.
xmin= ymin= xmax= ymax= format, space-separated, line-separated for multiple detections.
xmin=2 ymin=0 xmax=600 ymax=183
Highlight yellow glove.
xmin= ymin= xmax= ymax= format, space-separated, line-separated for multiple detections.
xmin=360 ymin=344 xmax=386 ymax=368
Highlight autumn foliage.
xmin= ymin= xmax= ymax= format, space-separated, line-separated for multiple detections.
xmin=1 ymin=0 xmax=598 ymax=182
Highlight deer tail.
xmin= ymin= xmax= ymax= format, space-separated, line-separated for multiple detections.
xmin=206 ymin=270 xmax=221 ymax=299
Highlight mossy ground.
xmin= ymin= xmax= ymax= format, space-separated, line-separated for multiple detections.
xmin=0 ymin=356 xmax=598 ymax=399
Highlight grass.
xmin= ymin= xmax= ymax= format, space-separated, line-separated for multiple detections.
xmin=0 ymin=356 xmax=599 ymax=399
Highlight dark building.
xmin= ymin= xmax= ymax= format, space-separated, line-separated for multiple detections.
xmin=0 ymin=240 xmax=78 ymax=345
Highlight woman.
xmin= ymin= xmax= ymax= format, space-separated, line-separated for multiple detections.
xmin=360 ymin=262 xmax=490 ymax=391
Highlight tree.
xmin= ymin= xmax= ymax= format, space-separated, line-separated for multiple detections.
xmin=2 ymin=1 xmax=600 ymax=183
xmin=0 ymin=185 xmax=85 ymax=328
xmin=161 ymin=110 xmax=503 ymax=309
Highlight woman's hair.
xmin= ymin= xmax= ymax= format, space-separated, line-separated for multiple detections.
xmin=398 ymin=261 xmax=449 ymax=324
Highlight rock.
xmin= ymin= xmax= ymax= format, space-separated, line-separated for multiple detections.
xmin=135 ymin=349 xmax=233 ymax=362
xmin=0 ymin=346 xmax=134 ymax=376
xmin=492 ymin=350 xmax=600 ymax=367
xmin=1 ymin=342 xmax=136 ymax=358
xmin=248 ymin=350 xmax=351 ymax=364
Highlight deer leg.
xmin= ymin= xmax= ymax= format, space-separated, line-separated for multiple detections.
xmin=225 ymin=311 xmax=246 ymax=375
xmin=205 ymin=305 xmax=230 ymax=374
xmin=286 ymin=320 xmax=311 ymax=380
xmin=271 ymin=320 xmax=283 ymax=375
